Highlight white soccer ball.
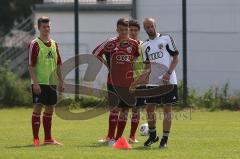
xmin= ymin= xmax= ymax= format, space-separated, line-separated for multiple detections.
xmin=139 ymin=123 xmax=149 ymax=136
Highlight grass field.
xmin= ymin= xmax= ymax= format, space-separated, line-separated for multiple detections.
xmin=0 ymin=108 xmax=239 ymax=159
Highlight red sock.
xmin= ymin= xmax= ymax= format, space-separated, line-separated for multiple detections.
xmin=43 ymin=112 xmax=53 ymax=140
xmin=32 ymin=112 xmax=41 ymax=139
xmin=130 ymin=111 xmax=140 ymax=139
xmin=115 ymin=114 xmax=128 ymax=140
xmin=107 ymin=110 xmax=119 ymax=139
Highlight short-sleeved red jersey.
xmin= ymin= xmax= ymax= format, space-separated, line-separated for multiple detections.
xmin=92 ymin=36 xmax=139 ymax=87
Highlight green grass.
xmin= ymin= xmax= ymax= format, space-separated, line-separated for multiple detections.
xmin=0 ymin=108 xmax=240 ymax=159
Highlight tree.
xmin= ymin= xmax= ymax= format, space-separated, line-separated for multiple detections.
xmin=0 ymin=0 xmax=34 ymax=37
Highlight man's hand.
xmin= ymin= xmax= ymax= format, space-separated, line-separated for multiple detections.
xmin=162 ymin=73 xmax=170 ymax=85
xmin=58 ymin=81 xmax=65 ymax=93
xmin=33 ymin=83 xmax=41 ymax=95
xmin=129 ymin=82 xmax=138 ymax=93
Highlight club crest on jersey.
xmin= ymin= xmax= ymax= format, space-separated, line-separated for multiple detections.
xmin=127 ymin=46 xmax=132 ymax=53
xmin=158 ymin=43 xmax=164 ymax=49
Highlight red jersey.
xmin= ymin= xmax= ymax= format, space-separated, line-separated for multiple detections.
xmin=28 ymin=37 xmax=62 ymax=66
xmin=92 ymin=36 xmax=139 ymax=87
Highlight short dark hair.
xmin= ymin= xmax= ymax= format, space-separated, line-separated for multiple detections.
xmin=129 ymin=19 xmax=140 ymax=30
xmin=117 ymin=18 xmax=129 ymax=27
xmin=38 ymin=16 xmax=50 ymax=27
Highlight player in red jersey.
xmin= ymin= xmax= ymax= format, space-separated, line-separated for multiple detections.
xmin=28 ymin=17 xmax=64 ymax=146
xmin=92 ymin=18 xmax=139 ymax=145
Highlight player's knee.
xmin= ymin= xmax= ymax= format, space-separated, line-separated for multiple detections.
xmin=146 ymin=106 xmax=155 ymax=112
xmin=163 ymin=104 xmax=172 ymax=113
xmin=44 ymin=106 xmax=54 ymax=114
xmin=110 ymin=106 xmax=120 ymax=113
xmin=33 ymin=104 xmax=42 ymax=114
xmin=132 ymin=107 xmax=140 ymax=113
xmin=121 ymin=107 xmax=129 ymax=112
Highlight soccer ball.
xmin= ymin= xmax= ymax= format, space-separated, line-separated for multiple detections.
xmin=139 ymin=123 xmax=149 ymax=136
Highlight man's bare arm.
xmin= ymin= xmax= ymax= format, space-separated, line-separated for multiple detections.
xmin=162 ymin=53 xmax=179 ymax=83
xmin=28 ymin=66 xmax=41 ymax=95
xmin=28 ymin=66 xmax=38 ymax=84
xmin=57 ymin=65 xmax=63 ymax=82
xmin=168 ymin=54 xmax=179 ymax=73
xmin=57 ymin=65 xmax=64 ymax=92
xmin=131 ymin=63 xmax=151 ymax=88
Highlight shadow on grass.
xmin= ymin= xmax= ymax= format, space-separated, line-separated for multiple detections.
xmin=6 ymin=144 xmax=34 ymax=149
xmin=6 ymin=144 xmax=63 ymax=149
xmin=77 ymin=142 xmax=164 ymax=151
xmin=77 ymin=142 xmax=109 ymax=148
xmin=133 ymin=146 xmax=165 ymax=151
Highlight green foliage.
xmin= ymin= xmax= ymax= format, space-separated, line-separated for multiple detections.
xmin=0 ymin=66 xmax=239 ymax=111
xmin=79 ymin=96 xmax=106 ymax=108
xmin=58 ymin=96 xmax=106 ymax=109
xmin=0 ymin=66 xmax=31 ymax=107
xmin=179 ymin=81 xmax=240 ymax=111
xmin=0 ymin=0 xmax=33 ymax=37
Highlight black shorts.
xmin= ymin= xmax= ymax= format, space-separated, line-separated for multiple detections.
xmin=135 ymin=86 xmax=146 ymax=107
xmin=32 ymin=84 xmax=57 ymax=106
xmin=145 ymin=84 xmax=178 ymax=105
xmin=107 ymin=84 xmax=135 ymax=108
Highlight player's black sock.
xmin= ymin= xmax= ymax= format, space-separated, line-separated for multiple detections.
xmin=144 ymin=127 xmax=159 ymax=147
xmin=149 ymin=127 xmax=157 ymax=140
xmin=162 ymin=130 xmax=169 ymax=143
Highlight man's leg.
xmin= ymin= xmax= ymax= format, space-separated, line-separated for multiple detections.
xmin=104 ymin=84 xmax=120 ymax=141
xmin=43 ymin=106 xmax=54 ymax=141
xmin=115 ymin=107 xmax=129 ymax=140
xmin=107 ymin=106 xmax=119 ymax=139
xmin=43 ymin=105 xmax=62 ymax=145
xmin=32 ymin=104 xmax=42 ymax=146
xmin=160 ymin=104 xmax=172 ymax=148
xmin=146 ymin=104 xmax=157 ymax=139
xmin=144 ymin=104 xmax=159 ymax=147
xmin=129 ymin=107 xmax=140 ymax=142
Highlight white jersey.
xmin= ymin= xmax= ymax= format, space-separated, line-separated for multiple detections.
xmin=141 ymin=33 xmax=178 ymax=86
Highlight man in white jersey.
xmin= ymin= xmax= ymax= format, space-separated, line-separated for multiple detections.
xmin=131 ymin=18 xmax=179 ymax=148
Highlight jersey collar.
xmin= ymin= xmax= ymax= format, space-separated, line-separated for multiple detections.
xmin=149 ymin=33 xmax=161 ymax=41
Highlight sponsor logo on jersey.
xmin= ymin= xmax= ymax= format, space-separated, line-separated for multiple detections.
xmin=114 ymin=47 xmax=119 ymax=51
xmin=46 ymin=51 xmax=53 ymax=59
xmin=148 ymin=51 xmax=164 ymax=60
xmin=116 ymin=55 xmax=132 ymax=62
xmin=145 ymin=46 xmax=151 ymax=54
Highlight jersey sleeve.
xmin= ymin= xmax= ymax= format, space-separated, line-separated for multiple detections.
xmin=166 ymin=35 xmax=179 ymax=56
xmin=28 ymin=41 xmax=39 ymax=66
xmin=55 ymin=43 xmax=62 ymax=65
xmin=92 ymin=39 xmax=109 ymax=57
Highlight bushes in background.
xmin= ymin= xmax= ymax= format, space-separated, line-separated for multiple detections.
xmin=0 ymin=65 xmax=31 ymax=107
xmin=178 ymin=81 xmax=240 ymax=110
xmin=0 ymin=66 xmax=239 ymax=111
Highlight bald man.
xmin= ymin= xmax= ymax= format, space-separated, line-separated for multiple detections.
xmin=131 ymin=18 xmax=179 ymax=148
